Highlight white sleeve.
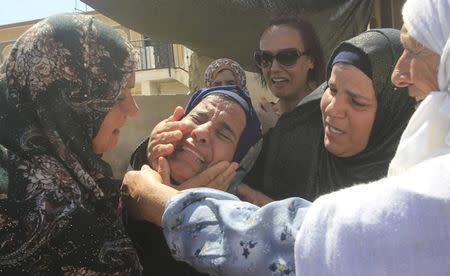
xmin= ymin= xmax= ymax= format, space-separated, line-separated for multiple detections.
xmin=295 ymin=153 xmax=450 ymax=276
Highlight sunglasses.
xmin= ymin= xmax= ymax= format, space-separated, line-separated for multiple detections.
xmin=254 ymin=48 xmax=308 ymax=68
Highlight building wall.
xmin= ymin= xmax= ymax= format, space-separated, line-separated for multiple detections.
xmin=0 ymin=11 xmax=191 ymax=95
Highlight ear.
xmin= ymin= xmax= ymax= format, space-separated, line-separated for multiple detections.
xmin=306 ymin=56 xmax=315 ymax=70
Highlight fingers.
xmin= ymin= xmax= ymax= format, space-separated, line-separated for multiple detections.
xmin=206 ymin=162 xmax=239 ymax=191
xmin=171 ymin=106 xmax=185 ymax=121
xmin=180 ymin=161 xmax=234 ymax=189
xmin=259 ymin=97 xmax=271 ymax=112
xmin=235 ymin=183 xmax=252 ymax=200
xmin=235 ymin=183 xmax=273 ymax=206
xmin=157 ymin=157 xmax=171 ymax=185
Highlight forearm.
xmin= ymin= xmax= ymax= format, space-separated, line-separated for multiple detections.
xmin=124 ymin=181 xmax=178 ymax=226
xmin=162 ymin=188 xmax=311 ymax=275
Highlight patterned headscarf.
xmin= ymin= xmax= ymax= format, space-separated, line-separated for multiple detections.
xmin=204 ymin=58 xmax=247 ymax=89
xmin=0 ymin=14 xmax=141 ymax=274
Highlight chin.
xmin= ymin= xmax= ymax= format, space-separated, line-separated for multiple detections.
xmin=324 ymin=142 xmax=343 ymax=157
xmin=169 ymin=161 xmax=197 ymax=184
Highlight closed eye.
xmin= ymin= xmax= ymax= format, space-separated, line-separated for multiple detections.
xmin=217 ymin=122 xmax=237 ymax=143
xmin=351 ymin=98 xmax=366 ymax=107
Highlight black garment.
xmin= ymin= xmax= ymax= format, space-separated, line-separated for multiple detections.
xmin=128 ymin=140 xmax=207 ymax=276
xmin=246 ymin=29 xmax=416 ymax=201
xmin=126 ymin=218 xmax=207 ymax=276
xmin=245 ymin=88 xmax=324 ymax=201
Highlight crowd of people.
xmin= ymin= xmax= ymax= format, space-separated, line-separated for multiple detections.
xmin=0 ymin=0 xmax=449 ymax=275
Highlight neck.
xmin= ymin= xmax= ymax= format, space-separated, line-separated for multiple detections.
xmin=278 ymin=84 xmax=314 ymax=113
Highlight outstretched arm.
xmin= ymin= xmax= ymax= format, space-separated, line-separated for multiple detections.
xmin=162 ymin=189 xmax=310 ymax=275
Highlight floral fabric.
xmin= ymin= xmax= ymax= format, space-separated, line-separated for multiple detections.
xmin=0 ymin=14 xmax=141 ymax=274
xmin=162 ymin=188 xmax=310 ymax=275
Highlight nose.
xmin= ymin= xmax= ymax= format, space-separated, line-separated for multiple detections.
xmin=190 ymin=123 xmax=211 ymax=145
xmin=324 ymin=93 xmax=345 ymax=119
xmin=391 ymin=50 xmax=412 ymax=88
xmin=268 ymin=57 xmax=283 ymax=72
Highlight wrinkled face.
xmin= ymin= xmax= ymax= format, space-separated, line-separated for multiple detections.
xmin=321 ymin=63 xmax=377 ymax=157
xmin=260 ymin=25 xmax=314 ymax=101
xmin=211 ymin=69 xmax=237 ymax=86
xmin=391 ymin=26 xmax=440 ymax=101
xmin=168 ymin=95 xmax=246 ymax=183
xmin=92 ymin=72 xmax=139 ymax=154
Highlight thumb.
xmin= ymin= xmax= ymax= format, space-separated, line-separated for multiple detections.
xmin=157 ymin=157 xmax=171 ymax=185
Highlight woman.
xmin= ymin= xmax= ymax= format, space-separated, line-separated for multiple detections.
xmin=127 ymin=86 xmax=261 ymax=275
xmin=204 ymin=58 xmax=247 ymax=89
xmin=255 ymin=15 xmax=325 ymax=115
xmin=132 ymin=58 xmax=256 ymax=171
xmin=123 ymin=0 xmax=450 ymax=274
xmin=253 ymin=15 xmax=324 ymax=134
xmin=243 ymin=28 xmax=416 ymax=204
xmin=0 ymin=14 xmax=141 ymax=274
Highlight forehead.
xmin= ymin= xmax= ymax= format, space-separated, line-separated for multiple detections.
xmin=400 ymin=26 xmax=424 ymax=51
xmin=260 ymin=25 xmax=304 ymax=51
xmin=214 ymin=69 xmax=236 ymax=80
xmin=330 ymin=63 xmax=375 ymax=96
xmin=190 ymin=95 xmax=245 ymax=116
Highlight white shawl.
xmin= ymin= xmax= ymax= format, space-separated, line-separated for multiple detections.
xmin=389 ymin=0 xmax=450 ymax=175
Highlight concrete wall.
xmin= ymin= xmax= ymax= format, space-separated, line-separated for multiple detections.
xmin=103 ymin=94 xmax=189 ymax=178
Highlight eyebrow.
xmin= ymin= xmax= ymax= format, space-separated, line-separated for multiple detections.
xmin=328 ymin=82 xmax=372 ymax=102
xmin=190 ymin=108 xmax=239 ymax=141
xmin=346 ymin=90 xmax=372 ymax=102
xmin=191 ymin=110 xmax=209 ymax=121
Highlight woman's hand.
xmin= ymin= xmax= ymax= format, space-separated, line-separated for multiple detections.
xmin=122 ymin=165 xmax=178 ymax=226
xmin=157 ymin=156 xmax=239 ymax=191
xmin=255 ymin=97 xmax=280 ymax=134
xmin=147 ymin=106 xmax=195 ymax=167
xmin=236 ymin=183 xmax=273 ymax=206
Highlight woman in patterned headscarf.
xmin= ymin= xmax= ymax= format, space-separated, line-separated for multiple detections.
xmin=0 ymin=14 xmax=141 ymax=274
xmin=204 ymin=58 xmax=247 ymax=90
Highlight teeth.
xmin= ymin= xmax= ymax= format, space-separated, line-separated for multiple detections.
xmin=183 ymin=146 xmax=205 ymax=163
xmin=272 ymin=78 xmax=287 ymax=83
xmin=329 ymin=125 xmax=344 ymax=134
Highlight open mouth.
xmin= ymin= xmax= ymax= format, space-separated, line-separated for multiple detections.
xmin=326 ymin=122 xmax=345 ymax=135
xmin=271 ymin=77 xmax=289 ymax=84
xmin=182 ymin=146 xmax=206 ymax=163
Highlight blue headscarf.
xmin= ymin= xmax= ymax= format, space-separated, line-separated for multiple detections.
xmin=184 ymin=85 xmax=262 ymax=162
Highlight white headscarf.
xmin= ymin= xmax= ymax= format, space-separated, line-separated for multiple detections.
xmin=388 ymin=0 xmax=450 ymax=175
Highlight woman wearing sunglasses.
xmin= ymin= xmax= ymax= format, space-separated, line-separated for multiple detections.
xmin=253 ymin=16 xmax=325 ymax=133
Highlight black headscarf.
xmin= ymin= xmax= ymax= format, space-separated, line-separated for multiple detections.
xmin=316 ymin=28 xmax=416 ymax=195
xmin=0 ymin=14 xmax=141 ymax=274
xmin=246 ymin=29 xmax=416 ymax=201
